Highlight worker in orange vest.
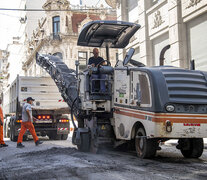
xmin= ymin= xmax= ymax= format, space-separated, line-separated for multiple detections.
xmin=0 ymin=98 xmax=8 ymax=147
xmin=17 ymin=97 xmax=43 ymax=148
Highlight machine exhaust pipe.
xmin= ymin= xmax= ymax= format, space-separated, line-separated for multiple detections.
xmin=190 ymin=59 xmax=195 ymax=70
xmin=159 ymin=45 xmax=170 ymax=66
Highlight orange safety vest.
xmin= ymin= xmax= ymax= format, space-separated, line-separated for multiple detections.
xmin=0 ymin=106 xmax=5 ymax=144
xmin=0 ymin=106 xmax=3 ymax=123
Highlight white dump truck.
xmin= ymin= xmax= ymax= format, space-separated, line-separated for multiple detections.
xmin=3 ymin=75 xmax=70 ymax=141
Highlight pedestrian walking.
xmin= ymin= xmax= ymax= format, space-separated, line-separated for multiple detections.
xmin=17 ymin=97 xmax=43 ymax=148
xmin=0 ymin=98 xmax=8 ymax=148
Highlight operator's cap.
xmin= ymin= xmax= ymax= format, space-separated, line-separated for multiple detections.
xmin=27 ymin=97 xmax=35 ymax=102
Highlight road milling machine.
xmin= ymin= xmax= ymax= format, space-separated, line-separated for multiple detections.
xmin=36 ymin=20 xmax=207 ymax=158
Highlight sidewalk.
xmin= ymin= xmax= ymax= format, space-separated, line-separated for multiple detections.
xmin=165 ymin=138 xmax=207 ymax=149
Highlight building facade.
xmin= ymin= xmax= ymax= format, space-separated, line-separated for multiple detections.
xmin=22 ymin=0 xmax=117 ymax=77
xmin=106 ymin=0 xmax=207 ymax=71
xmin=25 ymin=0 xmax=46 ymax=39
xmin=2 ymin=0 xmax=46 ymax=86
xmin=0 ymin=49 xmax=9 ymax=91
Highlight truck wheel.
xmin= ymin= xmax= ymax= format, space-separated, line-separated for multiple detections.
xmin=7 ymin=124 xmax=10 ymax=138
xmin=77 ymin=133 xmax=90 ymax=152
xmin=4 ymin=122 xmax=9 ymax=138
xmin=135 ymin=127 xmax=157 ymax=159
xmin=10 ymin=128 xmax=13 ymax=141
xmin=23 ymin=136 xmax=28 ymax=141
xmin=61 ymin=134 xmax=68 ymax=140
xmin=11 ymin=131 xmax=18 ymax=142
xmin=180 ymin=138 xmax=203 ymax=158
xmin=3 ymin=122 xmax=6 ymax=138
xmin=48 ymin=132 xmax=61 ymax=140
xmin=10 ymin=120 xmax=13 ymax=141
xmin=10 ymin=121 xmax=18 ymax=142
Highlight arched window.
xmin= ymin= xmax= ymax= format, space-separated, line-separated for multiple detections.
xmin=53 ymin=52 xmax=63 ymax=60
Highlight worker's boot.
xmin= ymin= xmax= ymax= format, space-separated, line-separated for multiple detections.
xmin=35 ymin=140 xmax=43 ymax=146
xmin=1 ymin=144 xmax=8 ymax=147
xmin=17 ymin=143 xmax=25 ymax=148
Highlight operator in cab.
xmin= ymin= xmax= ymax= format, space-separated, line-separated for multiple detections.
xmin=88 ymin=48 xmax=106 ymax=93
xmin=88 ymin=48 xmax=104 ymax=67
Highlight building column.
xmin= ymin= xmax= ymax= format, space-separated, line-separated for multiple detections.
xmin=168 ymin=1 xmax=187 ymax=68
xmin=139 ymin=0 xmax=153 ymax=66
xmin=121 ymin=0 xmax=128 ymax=21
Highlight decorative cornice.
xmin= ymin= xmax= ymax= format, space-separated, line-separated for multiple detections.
xmin=186 ymin=0 xmax=202 ymax=9
xmin=43 ymin=0 xmax=70 ymax=10
xmin=152 ymin=10 xmax=164 ymax=29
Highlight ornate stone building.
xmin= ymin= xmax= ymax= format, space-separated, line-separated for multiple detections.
xmin=106 ymin=0 xmax=207 ymax=71
xmin=22 ymin=0 xmax=117 ymax=77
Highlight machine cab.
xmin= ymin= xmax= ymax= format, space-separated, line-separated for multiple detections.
xmin=77 ymin=21 xmax=140 ymax=112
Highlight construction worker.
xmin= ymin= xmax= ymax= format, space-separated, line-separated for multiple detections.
xmin=17 ymin=97 xmax=43 ymax=148
xmin=0 ymin=98 xmax=8 ymax=148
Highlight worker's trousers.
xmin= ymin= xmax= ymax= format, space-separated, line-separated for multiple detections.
xmin=17 ymin=121 xmax=39 ymax=143
xmin=0 ymin=124 xmax=5 ymax=144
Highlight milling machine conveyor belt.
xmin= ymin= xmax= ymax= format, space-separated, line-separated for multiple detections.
xmin=36 ymin=53 xmax=79 ymax=116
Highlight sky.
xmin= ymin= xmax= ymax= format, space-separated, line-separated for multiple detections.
xmin=0 ymin=0 xmax=109 ymax=50
xmin=0 ymin=0 xmax=22 ymax=50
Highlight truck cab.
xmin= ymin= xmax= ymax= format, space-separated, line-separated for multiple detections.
xmin=77 ymin=20 xmax=140 ymax=110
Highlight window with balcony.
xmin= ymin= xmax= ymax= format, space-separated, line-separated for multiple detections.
xmin=53 ymin=16 xmax=60 ymax=39
xmin=78 ymin=51 xmax=88 ymax=71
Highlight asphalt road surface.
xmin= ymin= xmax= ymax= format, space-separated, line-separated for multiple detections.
xmin=0 ymin=136 xmax=207 ymax=180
